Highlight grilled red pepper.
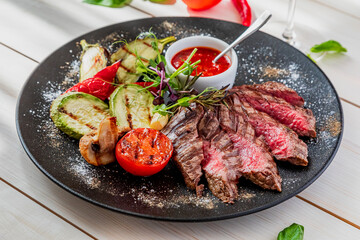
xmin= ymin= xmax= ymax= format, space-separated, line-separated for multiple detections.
xmin=232 ymin=0 xmax=252 ymax=27
xmin=65 ymin=61 xmax=121 ymax=101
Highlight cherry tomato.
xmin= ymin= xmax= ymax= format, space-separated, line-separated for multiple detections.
xmin=115 ymin=128 xmax=173 ymax=176
xmin=182 ymin=0 xmax=221 ymax=10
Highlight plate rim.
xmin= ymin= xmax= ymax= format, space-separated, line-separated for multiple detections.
xmin=15 ymin=16 xmax=344 ymax=222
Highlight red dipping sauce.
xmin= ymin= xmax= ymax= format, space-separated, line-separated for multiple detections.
xmin=171 ymin=47 xmax=231 ymax=77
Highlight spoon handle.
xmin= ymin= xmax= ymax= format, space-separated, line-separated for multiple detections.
xmin=213 ymin=10 xmax=272 ymax=63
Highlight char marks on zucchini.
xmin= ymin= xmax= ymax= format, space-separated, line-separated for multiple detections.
xmin=50 ymin=92 xmax=110 ymax=139
xmin=111 ymin=36 xmax=176 ymax=84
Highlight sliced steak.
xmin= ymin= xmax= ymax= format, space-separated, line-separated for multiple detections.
xmin=198 ymin=108 xmax=220 ymax=140
xmin=202 ymin=138 xmax=239 ymax=203
xmin=161 ymin=103 xmax=205 ymax=196
xmin=199 ymin=109 xmax=240 ymax=203
xmin=219 ymin=103 xmax=282 ymax=192
xmin=232 ymin=95 xmax=308 ymax=166
xmin=250 ymin=81 xmax=304 ymax=107
xmin=234 ymin=86 xmax=316 ymax=137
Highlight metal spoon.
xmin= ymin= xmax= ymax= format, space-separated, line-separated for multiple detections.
xmin=213 ymin=10 xmax=272 ymax=63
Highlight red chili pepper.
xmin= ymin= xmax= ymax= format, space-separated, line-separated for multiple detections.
xmin=134 ymin=82 xmax=159 ymax=94
xmin=232 ymin=0 xmax=252 ymax=27
xmin=65 ymin=61 xmax=121 ymax=101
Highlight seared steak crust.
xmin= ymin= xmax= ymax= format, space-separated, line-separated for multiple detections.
xmin=219 ymin=103 xmax=282 ymax=192
xmin=202 ymin=140 xmax=239 ymax=203
xmin=237 ymin=98 xmax=308 ymax=166
xmin=161 ymin=103 xmax=205 ymax=196
xmin=234 ymin=86 xmax=316 ymax=137
xmin=250 ymin=81 xmax=305 ymax=107
xmin=199 ymin=109 xmax=240 ymax=203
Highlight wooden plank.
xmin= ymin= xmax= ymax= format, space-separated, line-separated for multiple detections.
xmin=1 ymin=45 xmax=360 ymax=239
xmin=0 ymin=0 xmax=150 ymax=62
xmin=312 ymin=0 xmax=360 ymax=20
xmin=298 ymin=101 xmax=360 ymax=226
xmin=0 ymin=181 xmax=91 ymax=240
xmin=0 ymin=46 xmax=37 ymax=97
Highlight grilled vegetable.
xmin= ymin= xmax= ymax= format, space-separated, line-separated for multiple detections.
xmin=50 ymin=92 xmax=110 ymax=139
xmin=115 ymin=128 xmax=173 ymax=176
xmin=66 ymin=61 xmax=120 ymax=101
xmin=79 ymin=40 xmax=109 ymax=82
xmin=150 ymin=113 xmax=169 ymax=130
xmin=109 ymin=84 xmax=156 ymax=129
xmin=79 ymin=117 xmax=129 ymax=166
xmin=110 ymin=36 xmax=176 ymax=84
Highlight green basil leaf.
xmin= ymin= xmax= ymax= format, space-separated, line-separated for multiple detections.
xmin=277 ymin=223 xmax=304 ymax=240
xmin=83 ymin=0 xmax=131 ymax=8
xmin=310 ymin=40 xmax=347 ymax=53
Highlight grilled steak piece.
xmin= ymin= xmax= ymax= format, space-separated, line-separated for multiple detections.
xmin=198 ymin=109 xmax=220 ymax=140
xmin=219 ymin=103 xmax=282 ymax=192
xmin=199 ymin=109 xmax=240 ymax=203
xmin=234 ymin=86 xmax=316 ymax=137
xmin=161 ymin=103 xmax=205 ymax=196
xmin=232 ymin=95 xmax=308 ymax=166
xmin=250 ymin=81 xmax=304 ymax=107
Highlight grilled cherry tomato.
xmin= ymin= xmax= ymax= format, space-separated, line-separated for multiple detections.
xmin=182 ymin=0 xmax=221 ymax=10
xmin=115 ymin=128 xmax=173 ymax=176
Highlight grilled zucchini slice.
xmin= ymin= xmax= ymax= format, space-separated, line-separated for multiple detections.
xmin=50 ymin=92 xmax=110 ymax=139
xmin=79 ymin=39 xmax=109 ymax=82
xmin=109 ymin=84 xmax=155 ymax=129
xmin=110 ymin=36 xmax=176 ymax=84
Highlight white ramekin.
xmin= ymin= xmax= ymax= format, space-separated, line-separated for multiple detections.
xmin=165 ymin=36 xmax=238 ymax=92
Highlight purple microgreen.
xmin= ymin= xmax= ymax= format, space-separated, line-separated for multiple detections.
xmin=153 ymin=95 xmax=164 ymax=105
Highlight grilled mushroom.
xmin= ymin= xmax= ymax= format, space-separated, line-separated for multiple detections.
xmin=79 ymin=117 xmax=129 ymax=166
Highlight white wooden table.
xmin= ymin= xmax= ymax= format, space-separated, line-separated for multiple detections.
xmin=1 ymin=0 xmax=360 ymax=239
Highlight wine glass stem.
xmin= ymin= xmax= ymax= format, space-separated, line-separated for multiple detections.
xmin=282 ymin=0 xmax=296 ymax=44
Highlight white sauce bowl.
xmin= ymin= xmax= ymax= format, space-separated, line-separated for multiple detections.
xmin=165 ymin=36 xmax=238 ymax=92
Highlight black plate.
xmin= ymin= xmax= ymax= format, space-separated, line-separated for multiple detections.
xmin=16 ymin=17 xmax=343 ymax=221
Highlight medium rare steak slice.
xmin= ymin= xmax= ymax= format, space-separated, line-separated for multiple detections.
xmin=202 ymin=139 xmax=239 ymax=203
xmin=250 ymin=81 xmax=304 ymax=107
xmin=199 ymin=110 xmax=240 ymax=203
xmin=161 ymin=103 xmax=205 ymax=196
xmin=234 ymin=96 xmax=308 ymax=166
xmin=219 ymin=103 xmax=282 ymax=192
xmin=235 ymin=86 xmax=316 ymax=137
